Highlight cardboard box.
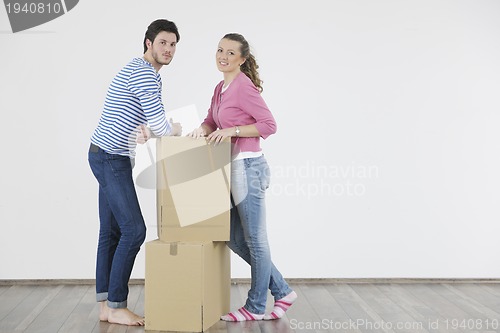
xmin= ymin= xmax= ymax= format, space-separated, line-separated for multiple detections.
xmin=145 ymin=240 xmax=230 ymax=332
xmin=156 ymin=137 xmax=231 ymax=242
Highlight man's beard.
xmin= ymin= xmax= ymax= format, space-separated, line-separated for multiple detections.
xmin=153 ymin=52 xmax=172 ymax=65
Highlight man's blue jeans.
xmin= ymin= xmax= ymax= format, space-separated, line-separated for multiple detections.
xmin=88 ymin=144 xmax=146 ymax=309
xmin=229 ymin=155 xmax=292 ymax=314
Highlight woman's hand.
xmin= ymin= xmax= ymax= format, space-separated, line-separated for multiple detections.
xmin=206 ymin=127 xmax=235 ymax=145
xmin=186 ymin=126 xmax=207 ymax=139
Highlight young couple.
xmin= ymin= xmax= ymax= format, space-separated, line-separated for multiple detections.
xmin=88 ymin=18 xmax=296 ymax=326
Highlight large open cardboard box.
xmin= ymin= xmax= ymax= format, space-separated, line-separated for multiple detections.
xmin=145 ymin=239 xmax=230 ymax=332
xmin=156 ymin=137 xmax=231 ymax=242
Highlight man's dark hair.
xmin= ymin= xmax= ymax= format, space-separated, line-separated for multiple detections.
xmin=143 ymin=19 xmax=180 ymax=54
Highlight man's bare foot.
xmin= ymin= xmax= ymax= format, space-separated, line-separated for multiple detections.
xmin=108 ymin=308 xmax=145 ymax=326
xmin=99 ymin=301 xmax=109 ymax=322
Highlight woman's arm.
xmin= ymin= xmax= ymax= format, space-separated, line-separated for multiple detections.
xmin=238 ymin=79 xmax=277 ymax=139
xmin=187 ymin=84 xmax=221 ymax=139
xmin=205 ymin=124 xmax=259 ymax=145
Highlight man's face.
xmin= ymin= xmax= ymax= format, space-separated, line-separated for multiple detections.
xmin=147 ymin=31 xmax=177 ymax=66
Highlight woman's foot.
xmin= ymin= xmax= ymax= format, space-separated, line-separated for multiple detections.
xmin=100 ymin=302 xmax=144 ymax=326
xmin=221 ymin=307 xmax=264 ymax=322
xmin=264 ymin=291 xmax=298 ymax=320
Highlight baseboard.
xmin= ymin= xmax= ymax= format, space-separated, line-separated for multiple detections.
xmin=232 ymin=278 xmax=500 ymax=284
xmin=0 ymin=279 xmax=145 ymax=286
xmin=1 ymin=277 xmax=499 ymax=286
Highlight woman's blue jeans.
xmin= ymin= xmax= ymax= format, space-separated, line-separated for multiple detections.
xmin=229 ymin=155 xmax=292 ymax=314
xmin=88 ymin=144 xmax=146 ymax=309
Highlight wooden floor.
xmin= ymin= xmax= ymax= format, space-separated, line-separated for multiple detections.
xmin=0 ymin=282 xmax=499 ymax=333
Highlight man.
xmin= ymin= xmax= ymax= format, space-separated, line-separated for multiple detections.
xmin=88 ymin=19 xmax=182 ymax=326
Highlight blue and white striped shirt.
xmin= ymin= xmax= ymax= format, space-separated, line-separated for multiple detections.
xmin=91 ymin=58 xmax=171 ymax=157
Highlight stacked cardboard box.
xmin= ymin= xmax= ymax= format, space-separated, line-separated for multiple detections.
xmin=145 ymin=137 xmax=232 ymax=332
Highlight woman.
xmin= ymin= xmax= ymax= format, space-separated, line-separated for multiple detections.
xmin=188 ymin=33 xmax=297 ymax=321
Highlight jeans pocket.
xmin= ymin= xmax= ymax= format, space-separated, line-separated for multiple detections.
xmin=89 ymin=153 xmax=106 ymax=187
xmin=107 ymin=155 xmax=132 ymax=175
xmin=259 ymin=166 xmax=270 ymax=191
xmin=251 ymin=158 xmax=270 ymax=191
xmin=257 ymin=157 xmax=271 ymax=191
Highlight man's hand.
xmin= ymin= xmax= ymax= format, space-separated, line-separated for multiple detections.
xmin=136 ymin=124 xmax=151 ymax=144
xmin=169 ymin=118 xmax=182 ymax=136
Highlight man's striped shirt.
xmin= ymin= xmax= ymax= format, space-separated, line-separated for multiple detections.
xmin=91 ymin=57 xmax=171 ymax=157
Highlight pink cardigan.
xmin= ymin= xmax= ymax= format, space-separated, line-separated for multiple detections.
xmin=202 ymin=72 xmax=277 ymax=154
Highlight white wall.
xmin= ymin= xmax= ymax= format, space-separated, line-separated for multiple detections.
xmin=1 ymin=0 xmax=499 ymax=280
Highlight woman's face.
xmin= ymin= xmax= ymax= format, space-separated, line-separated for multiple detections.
xmin=216 ymin=38 xmax=245 ymax=74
